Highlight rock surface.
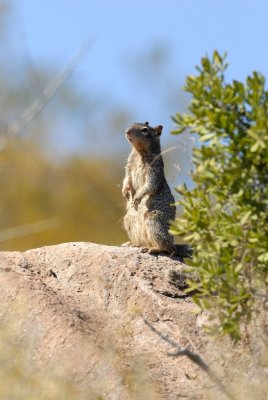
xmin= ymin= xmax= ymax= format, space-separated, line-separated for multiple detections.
xmin=0 ymin=242 xmax=253 ymax=399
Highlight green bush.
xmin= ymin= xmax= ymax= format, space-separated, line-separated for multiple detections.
xmin=171 ymin=51 xmax=268 ymax=340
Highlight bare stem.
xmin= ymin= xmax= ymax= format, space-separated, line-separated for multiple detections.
xmin=144 ymin=318 xmax=237 ymax=400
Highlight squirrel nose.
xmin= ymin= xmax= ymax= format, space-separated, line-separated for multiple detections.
xmin=125 ymin=127 xmax=131 ymax=135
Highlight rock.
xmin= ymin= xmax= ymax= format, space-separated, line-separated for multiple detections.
xmin=0 ymin=242 xmax=257 ymax=399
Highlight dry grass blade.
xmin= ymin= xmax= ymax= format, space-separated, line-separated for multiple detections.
xmin=149 ymin=145 xmax=178 ymax=166
xmin=0 ymin=218 xmax=59 ymax=242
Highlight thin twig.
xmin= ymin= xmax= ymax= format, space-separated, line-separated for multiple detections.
xmin=7 ymin=38 xmax=92 ymax=138
xmin=23 ymin=57 xmax=44 ymax=97
xmin=144 ymin=318 xmax=237 ymax=400
xmin=149 ymin=145 xmax=178 ymax=166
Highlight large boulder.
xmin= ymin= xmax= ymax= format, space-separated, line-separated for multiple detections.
xmin=0 ymin=242 xmax=262 ymax=400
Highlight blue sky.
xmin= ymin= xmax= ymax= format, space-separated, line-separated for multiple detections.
xmin=7 ymin=0 xmax=268 ymax=164
xmin=15 ymin=1 xmax=266 ymax=68
xmin=14 ymin=0 xmax=267 ymax=106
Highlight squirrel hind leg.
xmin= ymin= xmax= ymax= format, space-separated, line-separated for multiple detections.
xmin=145 ymin=215 xmax=174 ymax=254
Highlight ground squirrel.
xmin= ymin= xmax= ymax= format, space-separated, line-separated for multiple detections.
xmin=122 ymin=121 xmax=192 ymax=258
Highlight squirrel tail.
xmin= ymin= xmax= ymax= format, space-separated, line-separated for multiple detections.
xmin=173 ymin=244 xmax=193 ymax=259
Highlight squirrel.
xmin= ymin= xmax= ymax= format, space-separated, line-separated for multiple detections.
xmin=122 ymin=121 xmax=192 ymax=258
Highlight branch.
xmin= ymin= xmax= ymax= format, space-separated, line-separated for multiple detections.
xmin=7 ymin=38 xmax=92 ymax=138
xmin=144 ymin=318 xmax=237 ymax=400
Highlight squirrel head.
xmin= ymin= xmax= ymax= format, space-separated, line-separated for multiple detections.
xmin=125 ymin=122 xmax=163 ymax=154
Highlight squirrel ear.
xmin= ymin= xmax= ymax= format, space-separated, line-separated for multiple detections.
xmin=144 ymin=121 xmax=149 ymax=126
xmin=155 ymin=125 xmax=163 ymax=136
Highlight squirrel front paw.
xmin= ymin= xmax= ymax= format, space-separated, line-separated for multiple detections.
xmin=132 ymin=196 xmax=141 ymax=208
xmin=125 ymin=192 xmax=131 ymax=200
xmin=122 ymin=188 xmax=131 ymax=200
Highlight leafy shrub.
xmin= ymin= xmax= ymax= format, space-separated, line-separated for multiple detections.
xmin=171 ymin=52 xmax=268 ymax=340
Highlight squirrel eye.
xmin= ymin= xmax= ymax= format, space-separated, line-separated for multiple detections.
xmin=141 ymin=127 xmax=149 ymax=134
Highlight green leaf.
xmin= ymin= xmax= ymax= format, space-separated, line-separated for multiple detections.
xmin=250 ymin=140 xmax=262 ymax=152
xmin=257 ymin=253 xmax=268 ymax=262
xmin=213 ymin=50 xmax=222 ymax=65
xmin=171 ymin=127 xmax=185 ymax=134
xmin=240 ymin=211 xmax=251 ymax=225
xmin=199 ymin=132 xmax=216 ymax=142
